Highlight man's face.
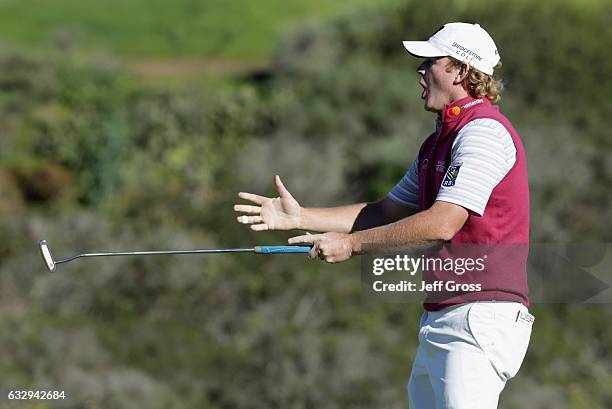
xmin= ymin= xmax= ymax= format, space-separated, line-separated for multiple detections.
xmin=416 ymin=56 xmax=460 ymax=113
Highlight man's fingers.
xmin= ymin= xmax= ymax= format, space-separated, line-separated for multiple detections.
xmin=309 ymin=243 xmax=320 ymax=259
xmin=238 ymin=192 xmax=268 ymax=205
xmin=275 ymin=175 xmax=294 ymax=200
xmin=288 ymin=234 xmax=320 ymax=244
xmin=290 ymin=233 xmax=324 ymax=260
xmin=237 ymin=216 xmax=263 ymax=224
xmin=234 ymin=204 xmax=262 ymax=214
xmin=251 ymin=224 xmax=269 ymax=231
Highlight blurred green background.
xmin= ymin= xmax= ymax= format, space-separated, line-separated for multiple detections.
xmin=1 ymin=0 xmax=611 ymax=408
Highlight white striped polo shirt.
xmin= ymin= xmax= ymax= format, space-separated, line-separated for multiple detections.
xmin=388 ymin=118 xmax=516 ymax=216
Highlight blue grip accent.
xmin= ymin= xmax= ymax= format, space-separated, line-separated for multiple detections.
xmin=255 ymin=245 xmax=312 ymax=254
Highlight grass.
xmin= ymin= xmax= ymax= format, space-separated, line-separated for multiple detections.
xmin=0 ymin=0 xmax=394 ymax=59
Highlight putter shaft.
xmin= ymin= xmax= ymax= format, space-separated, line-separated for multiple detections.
xmin=38 ymin=240 xmax=311 ymax=272
xmin=54 ymin=248 xmax=256 ymax=265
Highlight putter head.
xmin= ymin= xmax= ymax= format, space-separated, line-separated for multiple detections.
xmin=38 ymin=240 xmax=56 ymax=272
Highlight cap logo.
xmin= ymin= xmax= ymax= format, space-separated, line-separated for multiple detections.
xmin=451 ymin=106 xmax=461 ymax=116
xmin=451 ymin=42 xmax=482 ymax=61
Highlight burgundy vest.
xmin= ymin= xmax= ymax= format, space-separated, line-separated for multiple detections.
xmin=417 ymin=96 xmax=530 ymax=311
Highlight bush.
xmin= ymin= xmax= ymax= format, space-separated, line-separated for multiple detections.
xmin=1 ymin=1 xmax=612 ymax=407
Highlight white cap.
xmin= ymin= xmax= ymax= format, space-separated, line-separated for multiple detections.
xmin=402 ymin=22 xmax=500 ymax=75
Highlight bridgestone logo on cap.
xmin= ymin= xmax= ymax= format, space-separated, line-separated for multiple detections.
xmin=451 ymin=42 xmax=482 ymax=61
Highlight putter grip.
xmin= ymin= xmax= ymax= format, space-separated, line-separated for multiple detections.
xmin=254 ymin=245 xmax=312 ymax=254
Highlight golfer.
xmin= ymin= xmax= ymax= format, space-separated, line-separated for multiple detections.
xmin=235 ymin=22 xmax=534 ymax=409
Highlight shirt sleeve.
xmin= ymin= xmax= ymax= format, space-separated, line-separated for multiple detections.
xmin=436 ymin=118 xmax=516 ymax=216
xmin=387 ymin=157 xmax=420 ymax=209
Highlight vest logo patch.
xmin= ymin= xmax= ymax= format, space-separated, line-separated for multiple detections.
xmin=461 ymin=99 xmax=484 ymax=109
xmin=451 ymin=106 xmax=461 ymax=116
xmin=442 ymin=163 xmax=462 ymax=187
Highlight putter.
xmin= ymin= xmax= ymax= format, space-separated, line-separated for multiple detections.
xmin=38 ymin=239 xmax=312 ymax=272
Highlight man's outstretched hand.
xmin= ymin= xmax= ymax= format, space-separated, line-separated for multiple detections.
xmin=234 ymin=175 xmax=302 ymax=231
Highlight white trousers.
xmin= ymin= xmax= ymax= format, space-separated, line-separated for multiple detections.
xmin=408 ymin=302 xmax=534 ymax=409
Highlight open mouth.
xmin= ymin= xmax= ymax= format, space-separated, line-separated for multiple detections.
xmin=419 ymin=80 xmax=427 ymax=99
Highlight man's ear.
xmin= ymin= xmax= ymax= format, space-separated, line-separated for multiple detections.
xmin=454 ymin=63 xmax=470 ymax=84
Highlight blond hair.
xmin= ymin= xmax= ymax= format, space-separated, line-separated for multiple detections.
xmin=447 ymin=58 xmax=504 ymax=103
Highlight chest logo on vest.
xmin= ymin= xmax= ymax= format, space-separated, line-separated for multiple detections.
xmin=442 ymin=163 xmax=462 ymax=187
xmin=436 ymin=160 xmax=446 ymax=173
